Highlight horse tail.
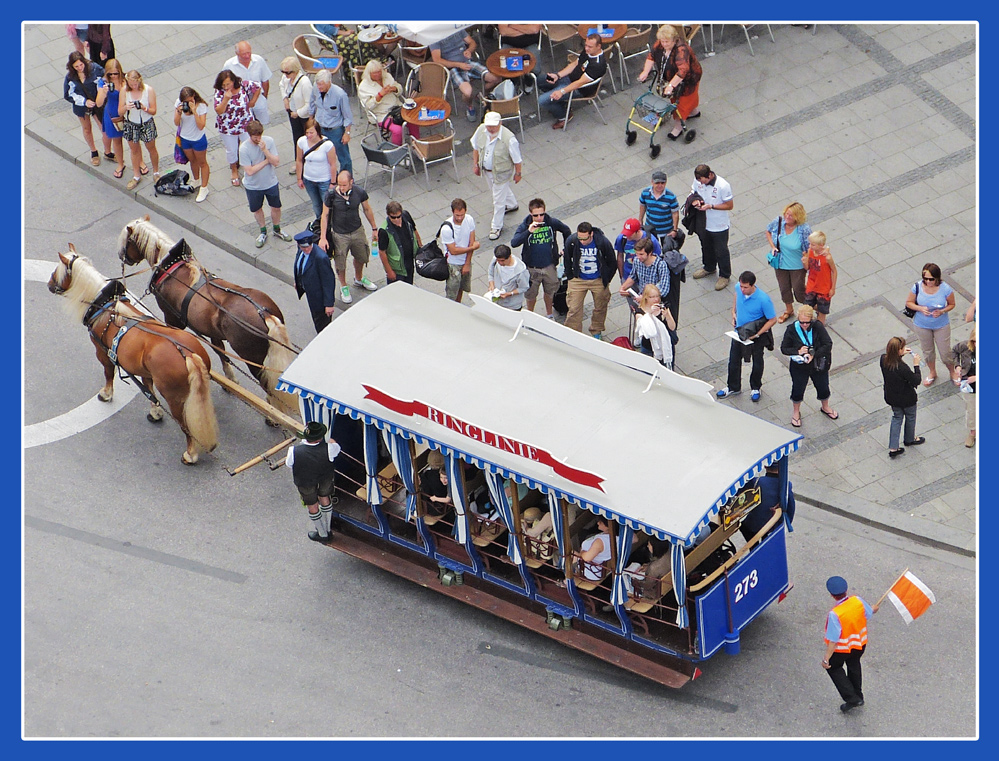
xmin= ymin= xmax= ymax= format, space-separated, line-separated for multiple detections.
xmin=261 ymin=316 xmax=297 ymax=413
xmin=183 ymin=354 xmax=219 ymax=454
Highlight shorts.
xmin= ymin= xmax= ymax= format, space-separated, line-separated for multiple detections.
xmin=525 ymin=264 xmax=559 ymax=300
xmin=331 ymin=227 xmax=371 ymax=271
xmin=446 ymin=262 xmax=472 ymax=300
xmin=804 ymin=291 xmax=831 ymax=315
xmin=245 ymin=184 xmax=281 ymax=213
xmin=447 ymin=61 xmax=488 ymax=87
xmin=180 ymin=134 xmax=208 ymax=151
xmin=121 ymin=118 xmax=157 ymax=143
xmin=297 ymin=474 xmax=335 ymax=506
xmin=220 ymin=131 xmax=248 ymax=164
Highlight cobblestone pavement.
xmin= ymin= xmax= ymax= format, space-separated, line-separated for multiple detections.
xmin=24 ymin=22 xmax=978 ymax=554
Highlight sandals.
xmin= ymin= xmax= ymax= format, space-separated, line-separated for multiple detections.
xmin=139 ymin=164 xmax=149 ymax=176
xmin=776 ymin=311 xmax=794 ymax=324
xmin=790 ymin=415 xmax=801 ymax=428
xmin=923 ymin=376 xmax=936 ymax=387
xmin=231 ymin=177 xmax=241 ymax=187
xmin=90 ymin=150 xmax=100 ymax=166
xmin=113 ymin=167 xmax=125 ymax=179
xmin=103 ymin=152 xmax=116 ymax=161
xmin=820 ymin=408 xmax=839 ymax=420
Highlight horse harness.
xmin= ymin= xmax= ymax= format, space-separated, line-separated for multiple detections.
xmin=149 ymin=237 xmax=278 ymax=334
xmin=84 ymin=280 xmax=194 ymax=405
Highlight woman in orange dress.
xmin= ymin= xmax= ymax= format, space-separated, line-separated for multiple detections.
xmin=638 ymin=25 xmax=702 ymax=139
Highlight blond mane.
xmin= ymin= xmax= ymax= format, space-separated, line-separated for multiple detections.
xmin=54 ymin=255 xmax=109 ymax=324
xmin=119 ymin=217 xmax=176 ymax=266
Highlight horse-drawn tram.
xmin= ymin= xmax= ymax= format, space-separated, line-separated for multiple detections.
xmin=278 ymin=286 xmax=802 ymax=687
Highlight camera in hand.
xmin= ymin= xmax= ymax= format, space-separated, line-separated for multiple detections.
xmin=181 ymin=102 xmax=191 ymax=114
xmin=133 ymin=101 xmax=141 ymax=110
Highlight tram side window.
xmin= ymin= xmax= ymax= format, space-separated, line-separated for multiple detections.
xmin=576 ymin=517 xmax=613 ymax=582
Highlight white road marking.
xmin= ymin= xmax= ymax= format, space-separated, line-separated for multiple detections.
xmin=24 ymin=259 xmax=140 ymax=449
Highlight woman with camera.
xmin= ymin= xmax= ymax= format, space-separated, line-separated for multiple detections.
xmin=780 ymin=305 xmax=837 ymax=428
xmin=118 ymin=69 xmax=160 ymax=190
xmin=63 ymin=51 xmax=113 ymax=167
xmin=174 ymin=86 xmax=210 ymax=203
xmin=99 ymin=59 xmax=126 ymax=179
xmin=880 ymin=337 xmax=924 ymax=458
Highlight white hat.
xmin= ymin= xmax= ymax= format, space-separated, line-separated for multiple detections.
xmin=484 ymin=111 xmax=501 ymax=126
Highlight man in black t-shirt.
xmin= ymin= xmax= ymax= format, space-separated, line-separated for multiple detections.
xmin=537 ymin=34 xmax=608 ymax=129
xmin=317 ymin=169 xmax=379 ymax=304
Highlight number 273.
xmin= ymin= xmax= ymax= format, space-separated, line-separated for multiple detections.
xmin=734 ymin=570 xmax=759 ymax=602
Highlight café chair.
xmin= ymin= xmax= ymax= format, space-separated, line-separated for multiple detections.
xmin=498 ymin=26 xmax=545 ymax=51
xmin=408 ymin=120 xmax=459 ymax=191
xmin=399 ymin=41 xmax=430 ymax=74
xmin=567 ymin=49 xmax=617 ymax=93
xmin=615 ymin=25 xmax=653 ymax=86
xmin=293 ymin=34 xmax=342 ymax=76
xmin=562 ymin=75 xmax=607 ymax=132
xmin=361 ymin=133 xmax=413 ymax=198
xmin=543 ymin=24 xmax=579 ymax=67
xmin=404 ymin=61 xmax=456 ymax=113
xmin=718 ymin=24 xmax=775 ymax=56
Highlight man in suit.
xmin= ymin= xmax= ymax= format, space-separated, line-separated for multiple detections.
xmin=293 ymin=229 xmax=337 ymax=333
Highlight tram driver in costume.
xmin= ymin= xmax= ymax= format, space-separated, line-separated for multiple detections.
xmin=285 ymin=421 xmax=341 ymax=541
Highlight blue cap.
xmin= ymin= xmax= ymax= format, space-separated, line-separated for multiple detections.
xmin=295 ymin=230 xmax=317 ymax=244
xmin=826 ymin=576 xmax=848 ymax=595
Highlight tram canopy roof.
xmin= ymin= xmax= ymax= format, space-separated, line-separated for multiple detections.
xmin=279 ymin=285 xmax=801 ymax=544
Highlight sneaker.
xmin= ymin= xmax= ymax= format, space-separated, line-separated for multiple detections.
xmin=751 ymin=389 xmax=761 ymax=402
xmin=466 ymin=106 xmax=477 ymax=122
xmin=692 ymin=267 xmax=715 ymax=279
xmin=592 ymin=332 xmax=602 ymax=340
xmin=524 ymin=81 xmax=534 ymax=94
xmin=126 ymin=177 xmax=140 ymax=191
xmin=255 ymin=232 xmax=267 ymax=248
xmin=504 ymin=204 xmax=519 ymax=214
xmin=545 ymin=313 xmax=554 ymax=319
xmin=353 ymin=276 xmax=378 ymax=291
xmin=716 ymin=387 xmax=741 ymax=399
xmin=965 ymin=433 xmax=976 ymax=448
xmin=488 ymin=228 xmax=501 ymax=240
xmin=715 ymin=277 xmax=730 ymax=290
xmin=340 ymin=285 xmax=353 ymax=304
xmin=288 ymin=167 xmax=297 ymax=175
xmin=272 ymin=228 xmax=293 ymax=242
xmin=195 ymin=186 xmax=210 ymax=203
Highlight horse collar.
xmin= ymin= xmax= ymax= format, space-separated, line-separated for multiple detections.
xmin=83 ymin=280 xmax=128 ymax=327
xmin=150 ymin=237 xmax=193 ymax=289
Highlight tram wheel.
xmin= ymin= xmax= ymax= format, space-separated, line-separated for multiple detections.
xmin=625 ymin=129 xmax=637 ymax=146
xmin=650 ymin=143 xmax=661 ymax=159
xmin=685 ymin=129 xmax=697 ymax=144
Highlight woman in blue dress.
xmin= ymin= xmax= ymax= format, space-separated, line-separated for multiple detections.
xmin=100 ymin=59 xmax=126 ymax=179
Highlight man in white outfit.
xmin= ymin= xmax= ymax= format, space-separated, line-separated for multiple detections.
xmin=471 ymin=111 xmax=523 ymax=241
xmin=225 ymin=40 xmax=272 ymax=124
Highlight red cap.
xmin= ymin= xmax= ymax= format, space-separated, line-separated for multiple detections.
xmin=622 ymin=218 xmax=642 ymax=236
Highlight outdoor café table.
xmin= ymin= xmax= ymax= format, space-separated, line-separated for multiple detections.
xmin=401 ymin=96 xmax=452 ymax=129
xmin=576 ymin=24 xmax=628 ymax=46
xmin=485 ymin=47 xmax=538 ymax=81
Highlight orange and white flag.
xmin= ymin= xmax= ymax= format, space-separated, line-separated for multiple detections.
xmin=887 ymin=571 xmax=936 ymax=624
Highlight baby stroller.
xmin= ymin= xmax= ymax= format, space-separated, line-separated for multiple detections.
xmin=624 ymin=74 xmax=696 ymax=158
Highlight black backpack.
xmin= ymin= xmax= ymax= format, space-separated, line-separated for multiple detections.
xmin=154 ymin=169 xmax=196 ymax=197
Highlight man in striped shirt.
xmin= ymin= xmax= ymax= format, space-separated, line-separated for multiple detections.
xmin=638 ymin=170 xmax=680 ymax=244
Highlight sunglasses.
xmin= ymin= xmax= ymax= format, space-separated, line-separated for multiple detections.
xmin=922 ymin=277 xmax=938 ymax=283
xmin=388 ymin=213 xmax=402 ymax=219
xmin=531 ymin=212 xmax=545 ymax=217
xmin=281 ymin=70 xmax=294 ymax=75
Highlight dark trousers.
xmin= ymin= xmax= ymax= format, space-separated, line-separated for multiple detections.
xmin=311 ymin=309 xmax=332 ymax=334
xmin=289 ymin=113 xmax=306 ymax=152
xmin=727 ymin=337 xmax=765 ymax=392
xmin=789 ymin=361 xmax=831 ymax=402
xmin=827 ymin=646 xmax=865 ymax=704
xmin=699 ymin=228 xmax=731 ymax=279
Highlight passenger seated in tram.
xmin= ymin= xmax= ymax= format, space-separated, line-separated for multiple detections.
xmin=576 ymin=516 xmax=613 ymax=582
xmin=419 ymin=451 xmax=452 ymax=518
xmin=522 ymin=507 xmax=556 ymax=562
xmin=622 ymin=535 xmax=670 ymax=599
xmin=740 ymin=464 xmax=794 ymax=541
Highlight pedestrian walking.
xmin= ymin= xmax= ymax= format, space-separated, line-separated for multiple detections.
xmin=293 ymin=230 xmax=337 ymax=334
xmin=717 ymin=271 xmax=777 ymax=402
xmin=285 ymin=421 xmax=341 ymax=542
xmin=822 ymin=575 xmax=880 ymax=713
xmin=880 ymin=336 xmax=925 ymax=458
xmin=780 ymin=305 xmax=837 ymax=428
xmin=563 ymin=222 xmax=617 ymax=339
xmin=765 ymin=202 xmax=812 ymax=324
xmin=471 ymin=110 xmax=523 ymax=241
xmin=377 ymin=201 xmax=422 ymax=285
xmin=317 ymin=170 xmax=379 ymax=303
xmin=238 ymin=120 xmax=293 ymax=248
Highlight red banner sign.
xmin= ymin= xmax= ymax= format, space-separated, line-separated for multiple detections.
xmin=363 ymin=385 xmax=605 ymax=492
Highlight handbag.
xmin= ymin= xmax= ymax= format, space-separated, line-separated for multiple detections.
xmin=174 ymin=125 xmax=188 ymax=165
xmin=767 ymin=216 xmax=781 ymax=268
xmin=901 ymin=282 xmax=919 ymax=318
xmin=414 ymin=222 xmax=453 ymax=281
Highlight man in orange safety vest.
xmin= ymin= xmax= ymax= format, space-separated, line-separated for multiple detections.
xmin=822 ymin=575 xmax=880 ymax=712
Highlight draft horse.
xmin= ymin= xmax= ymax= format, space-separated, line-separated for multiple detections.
xmin=48 ymin=246 xmax=219 ymax=465
xmin=117 ymin=216 xmax=297 ymax=417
